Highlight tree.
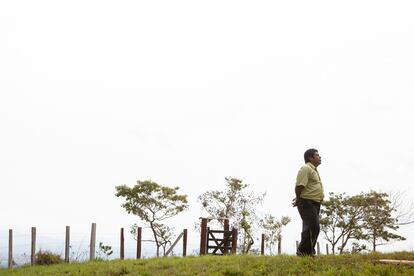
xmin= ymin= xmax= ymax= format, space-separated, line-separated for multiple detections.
xmin=198 ymin=177 xmax=265 ymax=254
xmin=361 ymin=191 xmax=406 ymax=252
xmin=154 ymin=223 xmax=174 ymax=256
xmin=320 ymin=191 xmax=407 ymax=254
xmin=320 ymin=193 xmax=346 ymax=254
xmin=199 ymin=177 xmax=246 ymax=221
xmin=115 ymin=180 xmax=188 ymax=256
xmin=130 ymin=222 xmax=174 ymax=256
xmin=260 ymin=215 xmax=291 ymax=255
xmin=320 ymin=193 xmax=366 ymax=254
xmin=336 ymin=194 xmax=368 ymax=254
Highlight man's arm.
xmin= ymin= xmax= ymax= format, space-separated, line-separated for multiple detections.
xmin=292 ymin=166 xmax=308 ymax=207
xmin=292 ymin=185 xmax=305 ymax=207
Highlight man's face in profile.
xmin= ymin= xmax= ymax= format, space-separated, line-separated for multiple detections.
xmin=309 ymin=152 xmax=321 ymax=167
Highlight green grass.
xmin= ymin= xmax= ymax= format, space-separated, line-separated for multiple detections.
xmin=1 ymin=252 xmax=414 ymax=276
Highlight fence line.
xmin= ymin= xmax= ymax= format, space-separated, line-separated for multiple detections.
xmin=3 ymin=223 xmax=190 ymax=269
xmin=2 ymin=222 xmax=334 ymax=269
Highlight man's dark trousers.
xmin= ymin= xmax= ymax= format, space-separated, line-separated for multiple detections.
xmin=297 ymin=198 xmax=321 ymax=256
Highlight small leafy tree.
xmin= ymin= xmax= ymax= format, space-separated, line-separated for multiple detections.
xmin=320 ymin=193 xmax=347 ymax=254
xmin=96 ymin=242 xmax=113 ymax=260
xmin=336 ymin=194 xmax=368 ymax=254
xmin=321 ymin=191 xmax=406 ymax=253
xmin=361 ymin=191 xmax=406 ymax=252
xmin=260 ymin=215 xmax=291 ymax=255
xmin=198 ymin=177 xmax=265 ymax=254
xmin=115 ymin=180 xmax=188 ymax=256
xmin=239 ymin=204 xmax=254 ymax=254
xmin=154 ymin=223 xmax=174 ymax=256
xmin=320 ymin=193 xmax=366 ymax=254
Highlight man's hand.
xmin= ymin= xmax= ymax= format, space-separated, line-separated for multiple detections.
xmin=292 ymin=197 xmax=300 ymax=207
xmin=293 ymin=186 xmax=305 ymax=207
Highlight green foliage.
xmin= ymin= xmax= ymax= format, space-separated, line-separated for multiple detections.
xmin=199 ymin=177 xmax=249 ymax=219
xmin=260 ymin=215 xmax=291 ymax=255
xmin=34 ymin=250 xmax=63 ymax=265
xmin=198 ymin=177 xmax=265 ymax=254
xmin=154 ymin=223 xmax=174 ymax=255
xmin=115 ymin=180 xmax=188 ymax=222
xmin=96 ymin=242 xmax=113 ymax=260
xmin=361 ymin=191 xmax=406 ymax=251
xmin=131 ymin=222 xmax=174 ymax=256
xmin=350 ymin=242 xmax=368 ymax=253
xmin=320 ymin=192 xmax=366 ymax=254
xmin=115 ymin=180 xmax=188 ymax=256
xmin=320 ymin=191 xmax=406 ymax=254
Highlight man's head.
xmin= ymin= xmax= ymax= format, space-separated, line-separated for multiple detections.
xmin=304 ymin=148 xmax=321 ymax=167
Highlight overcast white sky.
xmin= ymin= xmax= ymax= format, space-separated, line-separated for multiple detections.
xmin=1 ymin=0 xmax=414 ymax=257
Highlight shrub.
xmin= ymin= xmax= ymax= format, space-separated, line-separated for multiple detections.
xmin=96 ymin=242 xmax=113 ymax=260
xmin=35 ymin=250 xmax=63 ymax=265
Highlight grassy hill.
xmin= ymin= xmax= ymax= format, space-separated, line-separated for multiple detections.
xmin=1 ymin=252 xmax=414 ymax=275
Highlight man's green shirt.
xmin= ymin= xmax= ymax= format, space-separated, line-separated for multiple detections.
xmin=295 ymin=162 xmax=324 ymax=202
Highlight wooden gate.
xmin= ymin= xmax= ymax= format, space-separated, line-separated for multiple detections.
xmin=200 ymin=218 xmax=238 ymax=255
xmin=207 ymin=228 xmax=237 ymax=255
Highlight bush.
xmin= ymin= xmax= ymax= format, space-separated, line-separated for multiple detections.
xmin=35 ymin=250 xmax=63 ymax=265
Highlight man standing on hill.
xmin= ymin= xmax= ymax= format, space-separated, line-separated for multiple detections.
xmin=292 ymin=148 xmax=324 ymax=256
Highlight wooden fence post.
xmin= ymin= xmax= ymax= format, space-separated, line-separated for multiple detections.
xmin=224 ymin=219 xmax=229 ymax=230
xmin=31 ymin=227 xmax=36 ymax=265
xmin=65 ymin=226 xmax=70 ymax=263
xmin=90 ymin=223 xmax=96 ymax=261
xmin=136 ymin=227 xmax=142 ymax=259
xmin=223 ymin=219 xmax=229 ymax=254
xmin=183 ymin=229 xmax=187 ymax=257
xmin=296 ymin=241 xmax=299 ymax=252
xmin=231 ymin=228 xmax=238 ymax=254
xmin=317 ymin=242 xmax=320 ymax=255
xmin=8 ymin=229 xmax=13 ymax=269
xmin=277 ymin=238 xmax=281 ymax=255
xmin=199 ymin=218 xmax=208 ymax=255
xmin=326 ymin=244 xmax=329 ymax=255
xmin=260 ymin=234 xmax=265 ymax=255
xmin=120 ymin=228 xmax=125 ymax=260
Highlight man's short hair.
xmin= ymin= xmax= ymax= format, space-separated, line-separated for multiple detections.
xmin=304 ymin=148 xmax=318 ymax=163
